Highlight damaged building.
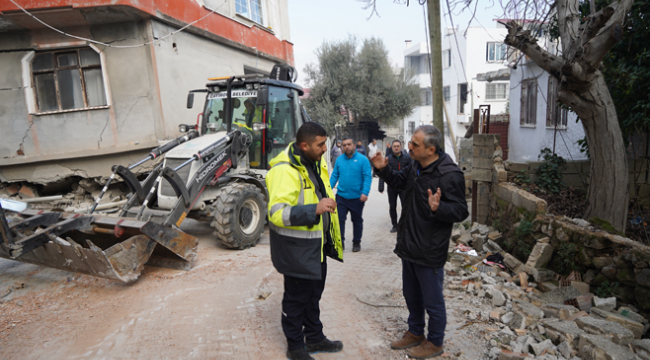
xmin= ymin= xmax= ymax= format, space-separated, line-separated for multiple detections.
xmin=0 ymin=0 xmax=293 ymax=190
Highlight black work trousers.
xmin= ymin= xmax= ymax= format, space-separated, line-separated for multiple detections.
xmin=282 ymin=261 xmax=327 ymax=350
xmin=387 ymin=187 xmax=405 ymax=227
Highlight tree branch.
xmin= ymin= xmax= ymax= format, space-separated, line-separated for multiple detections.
xmin=583 ymin=0 xmax=634 ymax=68
xmin=556 ymin=0 xmax=581 ymax=53
xmin=504 ymin=21 xmax=566 ymax=80
xmin=579 ymin=4 xmax=616 ymax=46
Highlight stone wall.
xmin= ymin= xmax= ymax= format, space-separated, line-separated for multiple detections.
xmin=470 ymin=138 xmax=650 ymax=312
xmin=505 ymin=159 xmax=650 ymax=204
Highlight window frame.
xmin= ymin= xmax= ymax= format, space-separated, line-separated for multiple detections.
xmin=520 ymin=78 xmax=538 ymax=126
xmin=485 ymin=83 xmax=508 ymax=101
xmin=486 ymin=42 xmax=507 ymax=62
xmin=443 ymin=85 xmax=450 ymax=102
xmin=458 ymin=83 xmax=468 ymax=114
xmin=235 ymin=0 xmax=265 ymax=25
xmin=442 ymin=49 xmax=451 ymax=68
xmin=31 ymin=47 xmax=108 ymax=114
xmin=546 ymin=76 xmax=568 ymax=129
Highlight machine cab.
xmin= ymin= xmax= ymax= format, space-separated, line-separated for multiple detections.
xmin=187 ymin=67 xmax=307 ymax=170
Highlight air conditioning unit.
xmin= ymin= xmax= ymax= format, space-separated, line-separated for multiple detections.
xmin=398 ymin=135 xmax=404 ymax=141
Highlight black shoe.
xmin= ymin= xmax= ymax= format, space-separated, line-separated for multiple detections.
xmin=390 ymin=226 xmax=397 ymax=233
xmin=353 ymin=243 xmax=361 ymax=252
xmin=305 ymin=338 xmax=344 ymax=353
xmin=286 ymin=348 xmax=314 ymax=360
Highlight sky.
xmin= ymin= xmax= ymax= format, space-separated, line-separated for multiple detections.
xmin=287 ymin=0 xmax=507 ymax=88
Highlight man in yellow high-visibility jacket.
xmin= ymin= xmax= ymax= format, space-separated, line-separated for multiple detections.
xmin=266 ymin=122 xmax=344 ymax=360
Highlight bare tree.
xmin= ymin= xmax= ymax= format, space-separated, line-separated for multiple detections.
xmin=503 ymin=0 xmax=633 ymax=231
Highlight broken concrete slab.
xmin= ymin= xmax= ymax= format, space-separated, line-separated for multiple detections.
xmin=557 ymin=341 xmax=572 ymax=359
xmin=513 ymin=299 xmax=544 ymax=326
xmin=539 ymin=286 xmax=581 ymax=304
xmin=571 ymin=281 xmax=590 ymax=295
xmin=578 ymin=334 xmax=638 ymax=360
xmin=631 ymin=339 xmax=650 ymax=360
xmin=457 ymin=232 xmax=473 ymax=245
xmin=529 ymin=339 xmax=554 ymax=356
xmin=497 ymin=350 xmax=531 ymax=360
xmin=508 ymin=313 xmax=526 ymax=330
xmin=491 ymin=289 xmax=507 ymax=307
xmin=575 ymin=316 xmax=634 ymax=345
xmin=525 ymin=241 xmax=553 ymax=269
xmin=485 ymin=239 xmax=505 ymax=254
xmin=591 ymin=308 xmax=644 ymax=339
xmin=541 ymin=304 xmax=579 ymax=320
xmin=530 ymin=268 xmax=556 ymax=283
xmin=542 ymin=319 xmax=585 ymax=349
xmin=503 ymin=253 xmax=525 ymax=273
xmin=593 ymin=296 xmax=617 ymax=312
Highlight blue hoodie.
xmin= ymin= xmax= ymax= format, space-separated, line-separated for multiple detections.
xmin=330 ymin=150 xmax=372 ymax=200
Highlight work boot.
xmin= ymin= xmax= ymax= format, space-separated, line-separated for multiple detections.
xmin=286 ymin=348 xmax=314 ymax=360
xmin=407 ymin=339 xmax=444 ymax=359
xmin=390 ymin=331 xmax=425 ymax=350
xmin=390 ymin=226 xmax=398 ymax=233
xmin=353 ymin=242 xmax=361 ymax=252
xmin=305 ymin=338 xmax=343 ymax=353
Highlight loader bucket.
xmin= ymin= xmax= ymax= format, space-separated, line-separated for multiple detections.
xmin=0 ymin=205 xmax=198 ymax=283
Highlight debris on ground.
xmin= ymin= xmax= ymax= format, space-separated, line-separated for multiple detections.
xmin=446 ymin=222 xmax=650 ymax=360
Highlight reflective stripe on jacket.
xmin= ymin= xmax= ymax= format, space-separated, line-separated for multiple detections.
xmin=266 ymin=142 xmax=343 ymax=280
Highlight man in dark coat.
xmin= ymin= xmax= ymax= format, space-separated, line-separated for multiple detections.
xmin=371 ymin=125 xmax=468 ymax=359
xmin=378 ymin=139 xmax=411 ymax=233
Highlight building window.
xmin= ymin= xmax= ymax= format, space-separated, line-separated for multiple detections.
xmin=485 ymin=83 xmax=508 ymax=100
xmin=408 ymin=121 xmax=415 ymax=135
xmin=32 ymin=48 xmax=107 ymax=113
xmin=442 ymin=50 xmax=451 ymax=68
xmin=421 ymin=88 xmax=432 ymax=106
xmin=236 ymin=0 xmax=264 ymax=24
xmin=443 ymin=86 xmax=450 ymax=102
xmin=486 ymin=42 xmax=507 ymax=62
xmin=546 ymin=77 xmax=568 ymax=129
xmin=458 ymin=83 xmax=467 ymax=114
xmin=520 ymin=79 xmax=537 ymax=126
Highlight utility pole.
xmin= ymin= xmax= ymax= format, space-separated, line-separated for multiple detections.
xmin=427 ymin=0 xmax=444 ymax=150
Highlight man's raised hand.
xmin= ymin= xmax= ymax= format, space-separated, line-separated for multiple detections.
xmin=370 ymin=152 xmax=388 ymax=170
xmin=427 ymin=188 xmax=441 ymax=212
xmin=316 ymin=198 xmax=337 ymax=215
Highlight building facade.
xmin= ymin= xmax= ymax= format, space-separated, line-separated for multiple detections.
xmin=0 ymin=0 xmax=293 ymax=184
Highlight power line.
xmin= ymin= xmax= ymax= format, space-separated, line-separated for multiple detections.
xmin=7 ymin=0 xmax=220 ymax=49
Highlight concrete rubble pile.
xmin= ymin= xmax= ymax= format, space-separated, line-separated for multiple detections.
xmin=447 ymin=223 xmax=650 ymax=360
xmin=0 ymin=180 xmax=127 ymax=214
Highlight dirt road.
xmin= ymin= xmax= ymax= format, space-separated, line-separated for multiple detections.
xmin=0 ymin=182 xmax=488 ymax=359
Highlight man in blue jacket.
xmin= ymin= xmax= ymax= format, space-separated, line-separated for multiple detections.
xmin=330 ymin=137 xmax=372 ymax=252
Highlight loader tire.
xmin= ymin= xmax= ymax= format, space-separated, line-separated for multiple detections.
xmin=212 ymin=183 xmax=266 ymax=249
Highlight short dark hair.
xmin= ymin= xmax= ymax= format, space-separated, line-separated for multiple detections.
xmin=415 ymin=125 xmax=442 ymax=154
xmin=341 ymin=136 xmax=354 ymax=143
xmin=296 ymin=122 xmax=327 ymax=146
xmin=392 ymin=139 xmax=402 ymax=146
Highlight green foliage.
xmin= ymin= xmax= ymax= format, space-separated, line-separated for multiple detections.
xmin=515 ymin=219 xmax=534 ymax=239
xmin=461 ymin=222 xmax=471 ymax=230
xmin=582 ymin=0 xmax=650 ymax=141
xmin=553 ymin=242 xmax=580 ymax=274
xmin=303 ymin=36 xmax=421 ymax=134
xmin=514 ymin=170 xmax=531 ymax=185
xmin=535 ymin=148 xmax=566 ymax=194
xmin=595 ymin=281 xmax=620 ymax=298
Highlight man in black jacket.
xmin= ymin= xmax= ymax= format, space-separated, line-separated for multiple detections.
xmin=371 ymin=125 xmax=468 ymax=359
xmin=378 ymin=140 xmax=411 ymax=233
